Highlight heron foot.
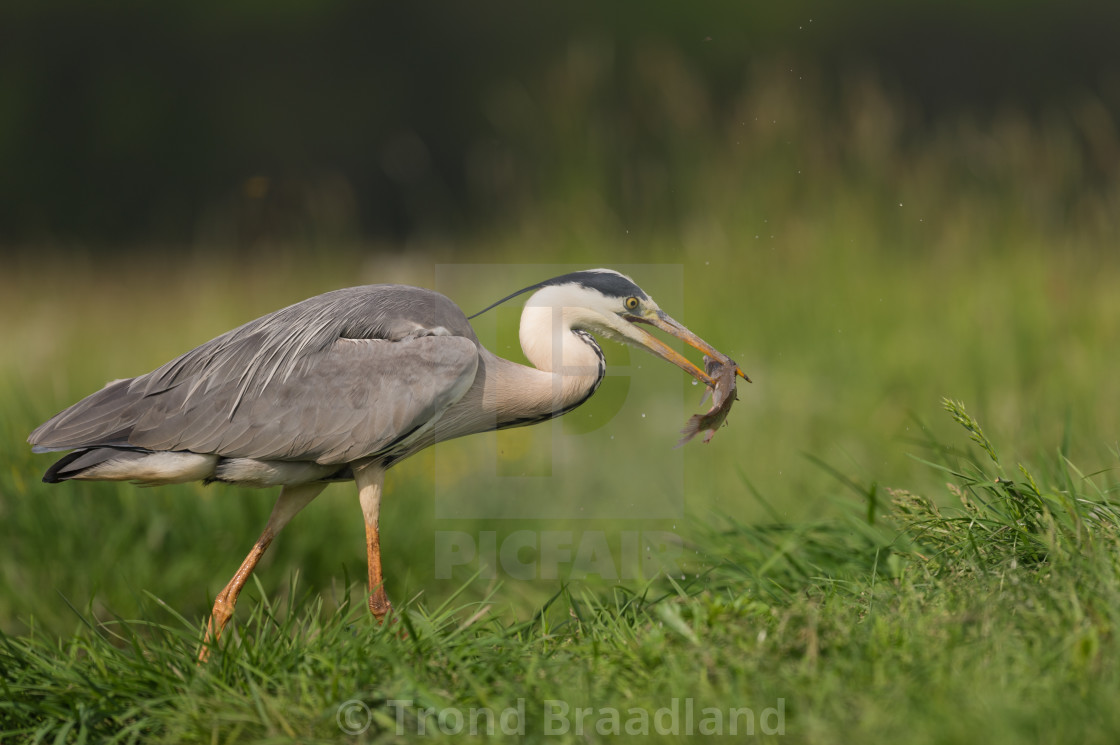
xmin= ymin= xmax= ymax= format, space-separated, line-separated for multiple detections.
xmin=198 ymin=594 xmax=236 ymax=662
xmin=368 ymin=585 xmax=393 ymax=621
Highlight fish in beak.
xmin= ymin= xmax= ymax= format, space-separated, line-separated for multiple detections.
xmin=626 ymin=310 xmax=749 ymax=386
xmin=625 ymin=310 xmax=748 ymax=446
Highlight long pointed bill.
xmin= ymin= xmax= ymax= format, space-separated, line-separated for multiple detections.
xmin=627 ymin=310 xmax=750 ymax=386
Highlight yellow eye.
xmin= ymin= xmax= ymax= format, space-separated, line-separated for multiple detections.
xmin=624 ymin=296 xmax=640 ymax=311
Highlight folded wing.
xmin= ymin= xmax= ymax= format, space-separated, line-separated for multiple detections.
xmin=30 ymin=285 xmax=480 ymax=465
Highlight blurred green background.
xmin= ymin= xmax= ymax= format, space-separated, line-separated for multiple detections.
xmin=2 ymin=0 xmax=1119 ymax=635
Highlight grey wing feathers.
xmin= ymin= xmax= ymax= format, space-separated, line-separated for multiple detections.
xmin=129 ymin=336 xmax=478 ymax=463
xmin=29 ymin=285 xmax=480 ymax=464
xmin=139 ymin=284 xmax=476 ymax=414
xmin=29 ymin=378 xmax=136 ymax=452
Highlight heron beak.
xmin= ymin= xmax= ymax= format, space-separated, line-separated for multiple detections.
xmin=627 ymin=310 xmax=750 ymax=386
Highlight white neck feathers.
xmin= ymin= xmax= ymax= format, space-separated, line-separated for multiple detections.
xmin=474 ymin=290 xmax=605 ymax=423
xmin=519 ymin=304 xmax=603 ymax=376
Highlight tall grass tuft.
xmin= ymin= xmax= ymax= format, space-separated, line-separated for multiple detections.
xmin=891 ymin=398 xmax=1120 ymax=577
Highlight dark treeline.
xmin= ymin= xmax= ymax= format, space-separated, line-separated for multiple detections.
xmin=2 ymin=0 xmax=1118 ymax=245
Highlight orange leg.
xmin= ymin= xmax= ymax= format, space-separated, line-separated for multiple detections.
xmin=356 ymin=463 xmax=392 ymax=620
xmin=199 ymin=482 xmax=324 ymax=661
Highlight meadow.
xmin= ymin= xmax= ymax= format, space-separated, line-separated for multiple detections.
xmin=2 ymin=68 xmax=1120 ymax=742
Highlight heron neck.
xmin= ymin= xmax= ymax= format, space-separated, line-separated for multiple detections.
xmin=482 ymin=349 xmax=604 ymax=430
xmin=518 ymin=306 xmax=602 ymax=374
xmin=480 ymin=307 xmax=605 ymax=426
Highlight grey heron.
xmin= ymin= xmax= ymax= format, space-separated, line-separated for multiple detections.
xmin=29 ymin=268 xmax=747 ymax=656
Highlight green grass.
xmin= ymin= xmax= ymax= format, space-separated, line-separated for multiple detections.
xmin=2 ymin=68 xmax=1120 ymax=742
xmin=3 ymin=402 xmax=1119 ymax=743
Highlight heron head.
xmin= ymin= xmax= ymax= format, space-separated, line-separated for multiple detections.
xmin=473 ymin=269 xmax=748 ymax=386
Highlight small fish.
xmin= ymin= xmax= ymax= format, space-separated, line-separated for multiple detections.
xmin=677 ymin=354 xmax=745 ymax=447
